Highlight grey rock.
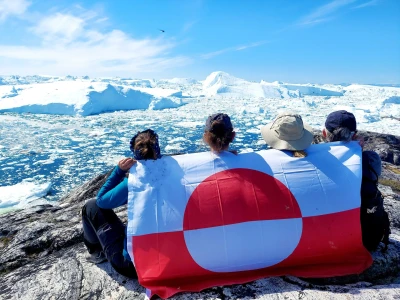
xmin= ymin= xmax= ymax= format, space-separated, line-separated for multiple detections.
xmin=356 ymin=131 xmax=400 ymax=166
xmin=1 ymin=132 xmax=400 ymax=299
xmin=381 ymin=162 xmax=400 ymax=184
xmin=383 ymin=189 xmax=400 ymax=231
xmin=1 ymin=240 xmax=399 ymax=299
xmin=0 ymin=244 xmax=145 ymax=300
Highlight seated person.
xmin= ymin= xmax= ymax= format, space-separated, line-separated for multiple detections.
xmin=203 ymin=113 xmax=236 ymax=154
xmin=81 ymin=129 xmax=162 ymax=277
xmin=260 ymin=111 xmax=313 ymax=157
xmin=323 ymin=110 xmax=390 ymax=251
xmin=323 ymin=110 xmax=358 ymax=142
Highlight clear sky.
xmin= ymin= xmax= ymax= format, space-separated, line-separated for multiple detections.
xmin=0 ymin=0 xmax=399 ymax=83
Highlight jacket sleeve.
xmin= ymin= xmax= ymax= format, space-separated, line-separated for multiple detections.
xmin=96 ymin=166 xmax=128 ymax=209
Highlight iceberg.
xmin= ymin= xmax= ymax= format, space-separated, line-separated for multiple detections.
xmin=0 ymin=180 xmax=52 ymax=209
xmin=0 ymin=81 xmax=183 ymax=116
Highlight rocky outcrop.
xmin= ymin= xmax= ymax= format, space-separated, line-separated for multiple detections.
xmin=359 ymin=131 xmax=400 ymax=166
xmin=1 ymin=132 xmax=400 ymax=300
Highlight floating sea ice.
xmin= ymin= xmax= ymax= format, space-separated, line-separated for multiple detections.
xmin=165 ymin=144 xmax=184 ymax=152
xmin=256 ymin=139 xmax=266 ymax=145
xmin=246 ymin=128 xmax=261 ymax=134
xmin=88 ymin=129 xmax=111 ymax=137
xmin=168 ymin=137 xmax=187 ymax=143
xmin=1 ymin=167 xmax=14 ymax=171
xmin=175 ymin=121 xmax=203 ymax=128
xmin=240 ymin=148 xmax=255 ymax=153
xmin=33 ymin=159 xmax=55 ymax=165
xmin=0 ymin=180 xmax=52 ymax=208
xmin=51 ymin=149 xmax=75 ymax=154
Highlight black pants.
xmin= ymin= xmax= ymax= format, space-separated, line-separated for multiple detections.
xmin=82 ymin=198 xmax=137 ymax=278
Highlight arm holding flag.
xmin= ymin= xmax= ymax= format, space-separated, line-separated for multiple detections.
xmin=97 ymin=158 xmax=136 ymax=209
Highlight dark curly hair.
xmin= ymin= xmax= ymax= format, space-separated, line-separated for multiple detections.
xmin=203 ymin=120 xmax=235 ymax=152
xmin=129 ymin=129 xmax=161 ymax=160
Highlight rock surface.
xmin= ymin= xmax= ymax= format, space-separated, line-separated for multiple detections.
xmin=359 ymin=131 xmax=400 ymax=166
xmin=1 ymin=131 xmax=399 ymax=300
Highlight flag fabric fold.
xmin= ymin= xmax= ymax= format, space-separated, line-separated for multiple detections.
xmin=127 ymin=142 xmax=372 ymax=299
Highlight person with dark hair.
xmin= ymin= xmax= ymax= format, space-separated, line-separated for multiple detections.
xmin=260 ymin=111 xmax=313 ymax=157
xmin=81 ymin=129 xmax=161 ymax=277
xmin=323 ymin=110 xmax=359 ymax=142
xmin=203 ymin=113 xmax=236 ymax=153
xmin=130 ymin=129 xmax=162 ymax=160
xmin=323 ymin=110 xmax=390 ymax=251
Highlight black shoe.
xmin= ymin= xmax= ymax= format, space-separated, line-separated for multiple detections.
xmin=86 ymin=250 xmax=107 ymax=264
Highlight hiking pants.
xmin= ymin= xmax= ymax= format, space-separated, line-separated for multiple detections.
xmin=81 ymin=198 xmax=137 ymax=278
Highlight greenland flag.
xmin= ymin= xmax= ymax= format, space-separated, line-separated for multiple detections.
xmin=127 ymin=142 xmax=372 ymax=299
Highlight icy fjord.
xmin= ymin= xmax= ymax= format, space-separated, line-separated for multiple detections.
xmin=0 ymin=71 xmax=399 ymax=212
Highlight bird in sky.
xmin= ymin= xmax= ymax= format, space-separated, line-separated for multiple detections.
xmin=159 ymin=29 xmax=165 ymax=33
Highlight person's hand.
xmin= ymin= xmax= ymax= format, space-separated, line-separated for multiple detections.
xmin=118 ymin=158 xmax=136 ymax=171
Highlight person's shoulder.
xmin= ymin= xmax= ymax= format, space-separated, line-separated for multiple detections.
xmin=362 ymin=150 xmax=381 ymax=166
xmin=362 ymin=150 xmax=381 ymax=181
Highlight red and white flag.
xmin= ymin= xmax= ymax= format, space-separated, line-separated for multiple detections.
xmin=127 ymin=142 xmax=372 ymax=299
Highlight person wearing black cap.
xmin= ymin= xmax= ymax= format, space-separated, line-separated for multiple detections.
xmin=203 ymin=113 xmax=236 ymax=153
xmin=323 ymin=110 xmax=390 ymax=252
xmin=323 ymin=110 xmax=358 ymax=142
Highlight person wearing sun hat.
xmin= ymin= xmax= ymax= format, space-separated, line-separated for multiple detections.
xmin=260 ymin=111 xmax=314 ymax=157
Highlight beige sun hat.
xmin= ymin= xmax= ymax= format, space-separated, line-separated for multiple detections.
xmin=260 ymin=111 xmax=313 ymax=151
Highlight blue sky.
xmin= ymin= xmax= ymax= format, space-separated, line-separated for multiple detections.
xmin=0 ymin=0 xmax=399 ymax=83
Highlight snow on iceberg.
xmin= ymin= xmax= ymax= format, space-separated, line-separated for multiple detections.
xmin=203 ymin=71 xmax=243 ymax=89
xmin=345 ymin=84 xmax=400 ymax=100
xmin=0 ymin=75 xmax=56 ymax=85
xmin=203 ymin=72 xmax=342 ymax=98
xmin=203 ymin=71 xmax=283 ymax=98
xmin=281 ymin=84 xmax=344 ymax=97
xmin=0 ymin=81 xmax=183 ymax=116
xmin=0 ymin=180 xmax=52 ymax=209
xmin=1 ymin=73 xmax=399 ymax=119
xmin=162 ymin=78 xmax=199 ymax=85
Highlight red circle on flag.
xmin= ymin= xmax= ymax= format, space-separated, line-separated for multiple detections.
xmin=182 ymin=168 xmax=303 ymax=272
xmin=183 ymin=168 xmax=302 ymax=230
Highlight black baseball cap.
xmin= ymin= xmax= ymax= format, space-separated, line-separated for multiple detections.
xmin=325 ymin=110 xmax=357 ymax=133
